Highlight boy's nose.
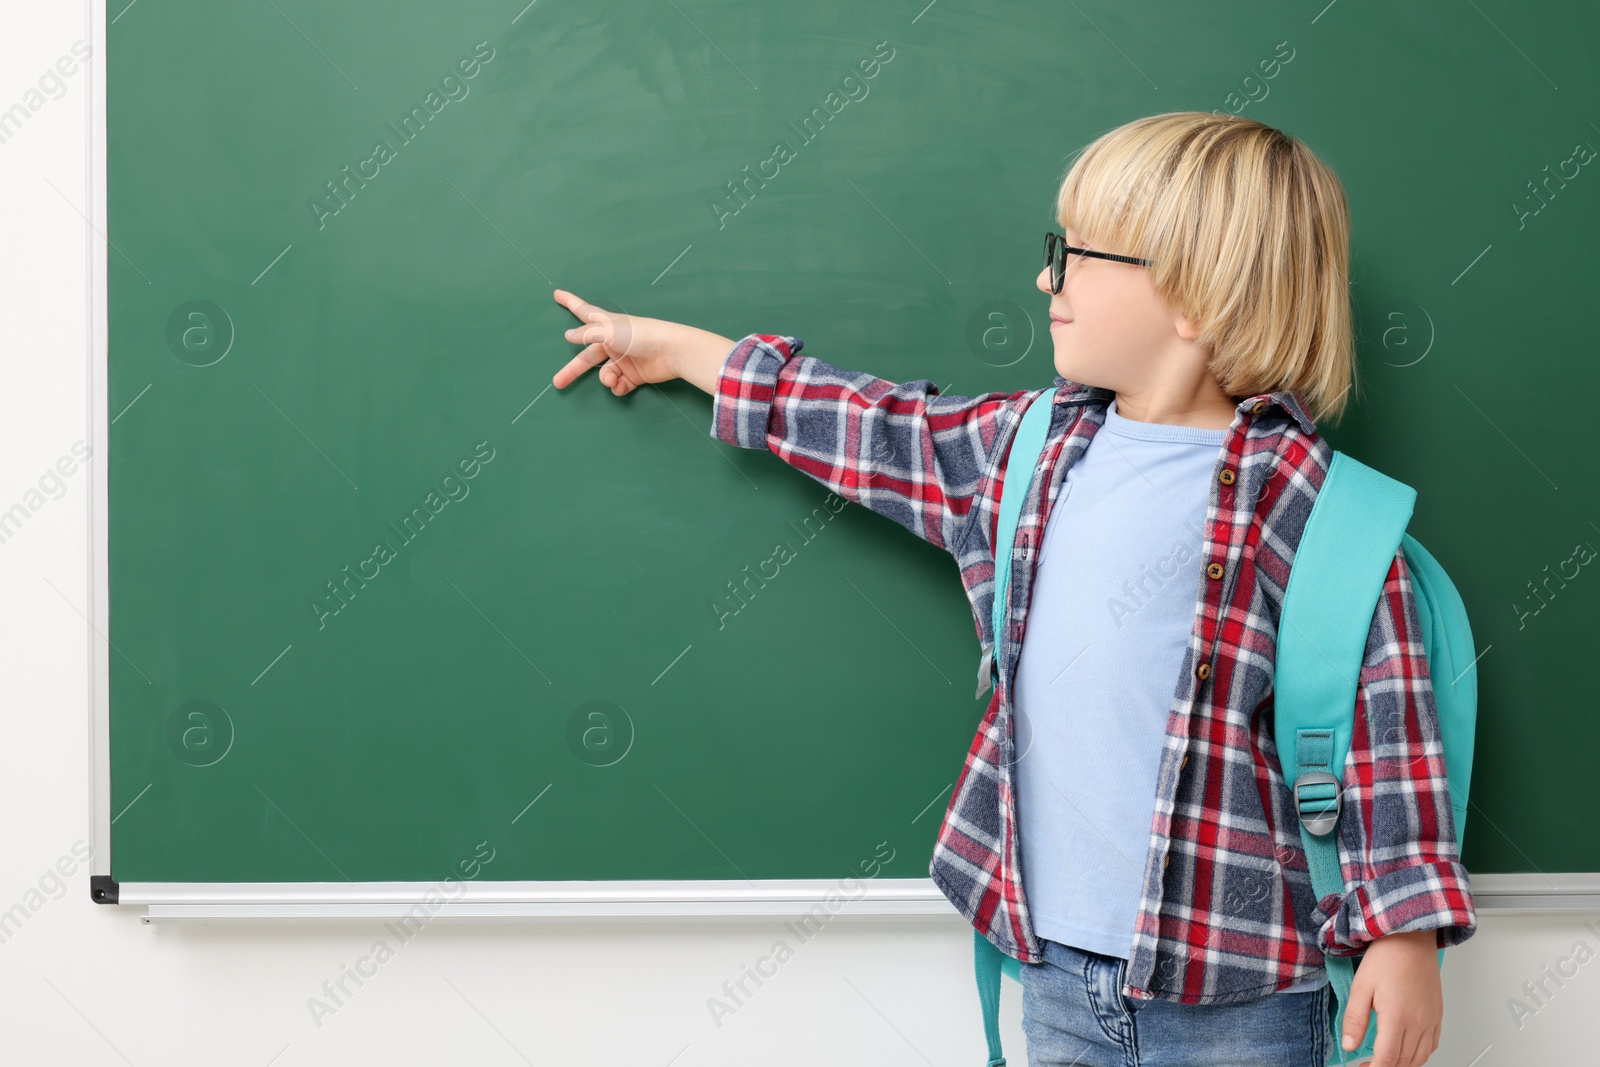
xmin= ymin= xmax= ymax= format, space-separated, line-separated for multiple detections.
xmin=1035 ymin=265 xmax=1052 ymax=294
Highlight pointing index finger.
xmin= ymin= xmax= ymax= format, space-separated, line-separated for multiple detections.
xmin=554 ymin=288 xmax=605 ymax=324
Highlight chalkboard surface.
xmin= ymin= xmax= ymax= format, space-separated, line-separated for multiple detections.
xmin=103 ymin=0 xmax=1600 ymax=891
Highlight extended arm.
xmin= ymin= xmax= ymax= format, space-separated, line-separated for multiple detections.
xmin=708 ymin=334 xmax=1027 ymax=554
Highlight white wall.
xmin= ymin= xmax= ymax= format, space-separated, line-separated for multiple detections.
xmin=2 ymin=4 xmax=1597 ymax=1064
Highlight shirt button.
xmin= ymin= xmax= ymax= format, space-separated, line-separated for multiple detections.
xmin=1251 ymin=400 xmax=1267 ymax=414
xmin=1205 ymin=562 xmax=1223 ymax=580
xmin=1180 ymin=753 xmax=1189 ymax=771
xmin=1218 ymin=468 xmax=1236 ymax=486
xmin=1196 ymin=662 xmax=1211 ymax=680
xmin=1163 ymin=853 xmax=1170 ymax=869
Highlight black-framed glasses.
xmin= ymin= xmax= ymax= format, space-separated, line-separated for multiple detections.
xmin=1043 ymin=232 xmax=1152 ymax=293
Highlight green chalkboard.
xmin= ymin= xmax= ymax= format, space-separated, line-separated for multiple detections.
xmin=104 ymin=0 xmax=1600 ymax=891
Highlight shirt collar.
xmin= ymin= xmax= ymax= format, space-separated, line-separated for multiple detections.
xmin=1235 ymin=388 xmax=1317 ymax=434
xmin=1051 ymin=377 xmax=1318 ymax=435
xmin=1050 ymin=378 xmax=1115 ymax=406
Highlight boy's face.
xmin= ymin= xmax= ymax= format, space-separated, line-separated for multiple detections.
xmin=1036 ymin=225 xmax=1186 ymax=393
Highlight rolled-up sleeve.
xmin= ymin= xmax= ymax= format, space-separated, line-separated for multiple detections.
xmin=710 ymin=334 xmax=799 ymax=450
xmin=708 ymin=333 xmax=1025 ymax=555
xmin=1313 ymin=549 xmax=1477 ymax=956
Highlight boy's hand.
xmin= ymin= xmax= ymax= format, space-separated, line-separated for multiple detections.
xmin=551 ymin=289 xmax=734 ymax=396
xmin=1341 ymin=929 xmax=1441 ymax=1066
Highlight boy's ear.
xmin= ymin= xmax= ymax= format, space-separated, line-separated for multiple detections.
xmin=1173 ymin=312 xmax=1202 ymax=342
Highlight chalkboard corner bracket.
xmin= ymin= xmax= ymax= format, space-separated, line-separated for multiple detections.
xmin=90 ymin=875 xmax=119 ymax=905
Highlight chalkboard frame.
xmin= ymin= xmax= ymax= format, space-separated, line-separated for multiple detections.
xmin=80 ymin=6 xmax=1598 ymax=920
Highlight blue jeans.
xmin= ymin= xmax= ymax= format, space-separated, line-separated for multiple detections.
xmin=1019 ymin=939 xmax=1330 ymax=1067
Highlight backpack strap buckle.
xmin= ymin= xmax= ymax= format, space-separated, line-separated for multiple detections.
xmin=1292 ymin=770 xmax=1341 ymax=836
xmin=1290 ymin=728 xmax=1342 ymax=837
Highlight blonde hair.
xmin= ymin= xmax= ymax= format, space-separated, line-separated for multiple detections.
xmin=1055 ymin=112 xmax=1355 ymax=427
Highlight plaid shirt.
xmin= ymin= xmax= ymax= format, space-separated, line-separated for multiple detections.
xmin=709 ymin=333 xmax=1476 ymax=1004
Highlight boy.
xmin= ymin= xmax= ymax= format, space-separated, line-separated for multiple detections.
xmin=551 ymin=112 xmax=1474 ymax=1067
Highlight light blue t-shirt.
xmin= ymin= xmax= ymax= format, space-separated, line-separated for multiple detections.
xmin=1012 ymin=398 xmax=1325 ymax=994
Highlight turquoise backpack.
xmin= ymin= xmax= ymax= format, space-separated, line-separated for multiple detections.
xmin=973 ymin=393 xmax=1477 ymax=1066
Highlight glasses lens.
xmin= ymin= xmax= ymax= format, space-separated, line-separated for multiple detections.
xmin=1046 ymin=233 xmax=1064 ymax=293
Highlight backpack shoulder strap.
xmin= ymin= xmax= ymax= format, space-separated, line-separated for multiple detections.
xmin=973 ymin=389 xmax=1053 ymax=1066
xmin=975 ymin=928 xmax=1016 ymax=1067
xmin=1274 ymin=450 xmax=1417 ymax=821
xmin=1274 ymin=448 xmax=1416 ymax=1062
xmin=974 ymin=390 xmax=1056 ymax=701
